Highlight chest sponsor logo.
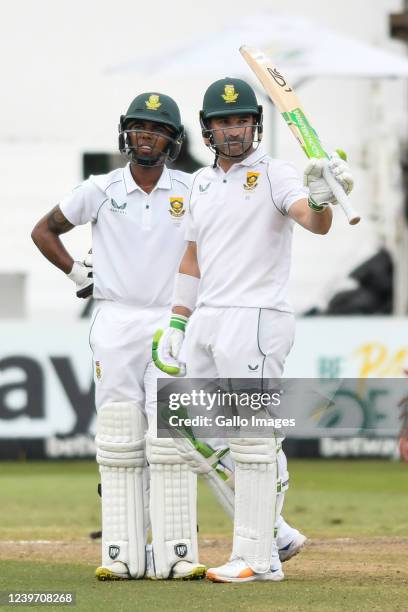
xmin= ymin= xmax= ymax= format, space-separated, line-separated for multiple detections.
xmin=199 ymin=183 xmax=210 ymax=193
xmin=110 ymin=198 xmax=127 ymax=214
xmin=243 ymin=172 xmax=260 ymax=191
xmin=222 ymin=84 xmax=239 ymax=104
xmin=169 ymin=197 xmax=185 ymax=218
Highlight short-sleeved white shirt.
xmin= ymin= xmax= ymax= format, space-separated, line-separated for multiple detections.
xmin=185 ymin=146 xmax=308 ymax=312
xmin=60 ymin=163 xmax=191 ymax=307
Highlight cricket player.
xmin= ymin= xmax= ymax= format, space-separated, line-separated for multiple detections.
xmin=153 ymin=77 xmax=353 ymax=583
xmin=31 ymin=93 xmax=206 ymax=581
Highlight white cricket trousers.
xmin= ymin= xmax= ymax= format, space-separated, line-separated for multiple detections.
xmin=89 ymin=300 xmax=168 ymax=420
xmin=185 ymin=306 xmax=295 ymax=378
xmin=186 ymin=306 xmax=295 ymax=488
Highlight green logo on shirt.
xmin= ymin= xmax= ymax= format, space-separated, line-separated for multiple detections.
xmin=199 ymin=183 xmax=210 ymax=193
xmin=110 ymin=198 xmax=127 ymax=213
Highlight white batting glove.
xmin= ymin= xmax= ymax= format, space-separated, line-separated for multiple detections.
xmin=152 ymin=314 xmax=187 ymax=376
xmin=67 ymin=250 xmax=93 ymax=298
xmin=304 ymin=151 xmax=354 ymax=209
xmin=172 ymin=437 xmax=212 ymax=475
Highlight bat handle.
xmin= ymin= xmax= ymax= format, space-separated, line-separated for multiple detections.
xmin=322 ymin=163 xmax=360 ymax=225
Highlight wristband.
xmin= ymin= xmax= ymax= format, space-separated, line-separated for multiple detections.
xmin=308 ymin=197 xmax=329 ymax=213
xmin=172 ymin=273 xmax=199 ymax=312
xmin=67 ymin=261 xmax=87 ymax=284
xmin=170 ymin=314 xmax=188 ymax=332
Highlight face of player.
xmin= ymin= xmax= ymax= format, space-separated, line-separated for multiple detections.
xmin=126 ymin=120 xmax=175 ymax=163
xmin=208 ymin=114 xmax=256 ymax=158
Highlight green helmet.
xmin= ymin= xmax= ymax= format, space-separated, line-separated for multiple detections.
xmin=119 ymin=92 xmax=185 ymax=165
xmin=200 ymin=78 xmax=263 ymax=159
xmin=201 ymin=78 xmax=262 ymax=120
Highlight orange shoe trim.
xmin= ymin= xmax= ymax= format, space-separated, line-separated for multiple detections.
xmin=238 ymin=567 xmax=255 ymax=578
xmin=206 ymin=571 xmax=228 ymax=583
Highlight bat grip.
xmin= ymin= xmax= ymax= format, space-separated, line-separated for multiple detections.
xmin=322 ymin=163 xmax=360 ymax=225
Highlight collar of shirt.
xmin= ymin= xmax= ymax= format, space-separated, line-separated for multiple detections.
xmin=215 ymin=144 xmax=268 ymax=173
xmin=123 ymin=163 xmax=172 ymax=194
xmin=238 ymin=144 xmax=268 ymax=167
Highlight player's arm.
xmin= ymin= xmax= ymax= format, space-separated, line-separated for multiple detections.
xmin=289 ymin=152 xmax=354 ymax=234
xmin=288 ymin=198 xmax=332 ymax=235
xmin=173 ymin=241 xmax=200 ymax=318
xmin=31 ymin=205 xmax=75 ymax=272
xmin=31 ymin=205 xmax=93 ymax=298
xmin=152 ymin=241 xmax=200 ymax=376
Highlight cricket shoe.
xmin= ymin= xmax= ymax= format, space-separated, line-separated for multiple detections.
xmin=145 ymin=546 xmax=206 ymax=580
xmin=206 ymin=558 xmax=284 ymax=583
xmin=278 ymin=531 xmax=307 ymax=562
xmin=171 ymin=561 xmax=206 ymax=580
xmin=95 ymin=561 xmax=131 ymax=581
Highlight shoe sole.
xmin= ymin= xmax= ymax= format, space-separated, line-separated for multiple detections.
xmin=172 ymin=565 xmax=207 ymax=581
xmin=207 ymin=571 xmax=256 ymax=583
xmin=206 ymin=571 xmax=284 ymax=584
xmin=95 ymin=567 xmax=130 ymax=581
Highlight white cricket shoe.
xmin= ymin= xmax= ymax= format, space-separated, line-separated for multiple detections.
xmin=171 ymin=561 xmax=206 ymax=580
xmin=95 ymin=561 xmax=131 ymax=581
xmin=207 ymin=558 xmax=284 ymax=584
xmin=145 ymin=545 xmax=206 ymax=580
xmin=278 ymin=531 xmax=307 ymax=562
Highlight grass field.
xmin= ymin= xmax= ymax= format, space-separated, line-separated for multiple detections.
xmin=0 ymin=460 xmax=407 ymax=611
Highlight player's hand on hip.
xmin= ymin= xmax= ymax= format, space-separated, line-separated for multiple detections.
xmin=67 ymin=249 xmax=93 ymax=298
xmin=304 ymin=150 xmax=354 ymax=206
xmin=152 ymin=315 xmax=188 ymax=377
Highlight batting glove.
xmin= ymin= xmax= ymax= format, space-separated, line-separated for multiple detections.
xmin=152 ymin=314 xmax=188 ymax=376
xmin=178 ymin=440 xmax=233 ymax=485
xmin=67 ymin=250 xmax=93 ymax=298
xmin=304 ymin=150 xmax=354 ymax=211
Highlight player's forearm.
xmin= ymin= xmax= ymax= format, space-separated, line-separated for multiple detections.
xmin=32 ymin=205 xmax=76 ymax=273
xmin=179 ymin=241 xmax=200 ymax=279
xmin=172 ymin=273 xmax=199 ymax=318
xmin=31 ymin=218 xmax=74 ymax=273
xmin=289 ymin=198 xmax=332 ymax=235
xmin=305 ymin=206 xmax=332 ymax=235
xmin=172 ymin=243 xmax=201 ymax=318
xmin=173 ymin=305 xmax=192 ymax=317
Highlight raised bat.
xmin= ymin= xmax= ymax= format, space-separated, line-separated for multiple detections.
xmin=240 ymin=45 xmax=360 ymax=225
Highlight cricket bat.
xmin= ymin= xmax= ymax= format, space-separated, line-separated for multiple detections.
xmin=240 ymin=45 xmax=360 ymax=225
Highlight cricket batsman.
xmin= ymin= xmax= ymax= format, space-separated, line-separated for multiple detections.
xmin=31 ymin=93 xmax=206 ymax=581
xmin=153 ymin=77 xmax=354 ymax=583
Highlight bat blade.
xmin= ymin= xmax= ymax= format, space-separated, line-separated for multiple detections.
xmin=239 ymin=45 xmax=360 ymax=225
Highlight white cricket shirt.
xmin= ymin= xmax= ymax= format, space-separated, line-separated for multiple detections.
xmin=185 ymin=146 xmax=308 ymax=311
xmin=60 ymin=163 xmax=191 ymax=307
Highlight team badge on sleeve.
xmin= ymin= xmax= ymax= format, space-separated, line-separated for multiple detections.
xmin=243 ymin=171 xmax=260 ymax=190
xmin=169 ymin=197 xmax=185 ymax=218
